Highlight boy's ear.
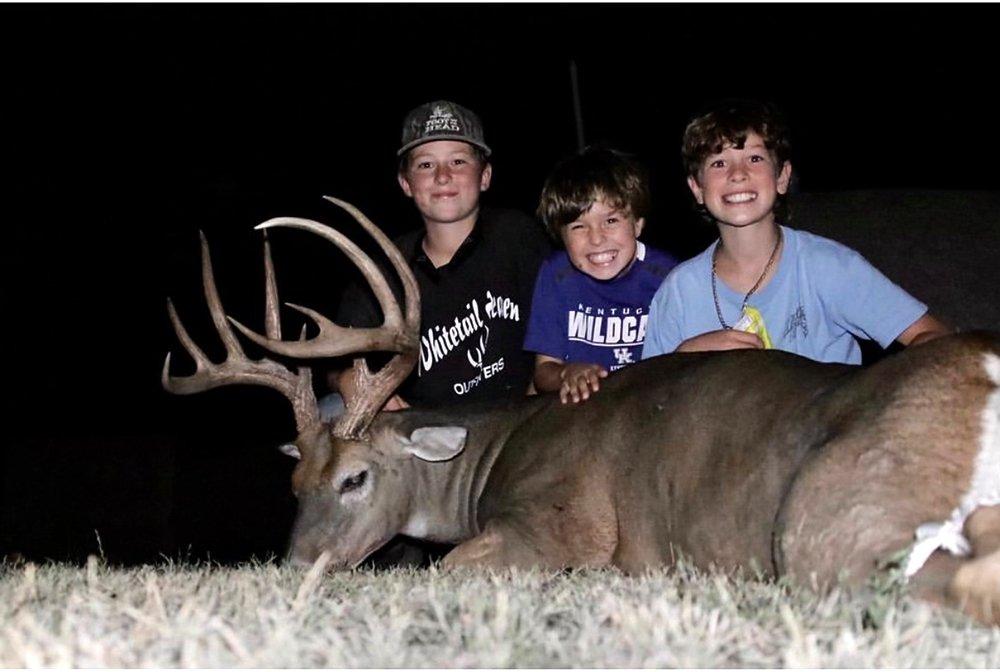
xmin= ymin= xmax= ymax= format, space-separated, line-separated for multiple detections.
xmin=776 ymin=161 xmax=792 ymax=195
xmin=398 ymin=171 xmax=414 ymax=198
xmin=686 ymin=175 xmax=705 ymax=204
xmin=479 ymin=163 xmax=493 ymax=192
xmin=633 ymin=217 xmax=645 ymax=238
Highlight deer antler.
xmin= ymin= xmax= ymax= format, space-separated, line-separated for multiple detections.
xmin=227 ymin=196 xmax=420 ymax=441
xmin=162 ymin=232 xmax=320 ymax=433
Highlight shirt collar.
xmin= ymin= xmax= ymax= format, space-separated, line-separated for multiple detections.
xmin=412 ymin=216 xmax=484 ymax=277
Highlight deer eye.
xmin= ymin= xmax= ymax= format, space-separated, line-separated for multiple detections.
xmin=338 ymin=470 xmax=368 ymax=494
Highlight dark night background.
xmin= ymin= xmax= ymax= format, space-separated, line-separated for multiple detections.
xmin=2 ymin=4 xmax=997 ymax=564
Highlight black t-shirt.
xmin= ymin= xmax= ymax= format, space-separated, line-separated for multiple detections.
xmin=336 ymin=207 xmax=552 ymax=407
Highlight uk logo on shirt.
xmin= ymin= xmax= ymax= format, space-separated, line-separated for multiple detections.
xmin=613 ymin=348 xmax=634 ymax=366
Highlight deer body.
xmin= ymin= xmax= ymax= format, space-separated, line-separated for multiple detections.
xmin=165 ymin=201 xmax=1000 ymax=624
xmin=287 ymin=332 xmax=1000 ymax=595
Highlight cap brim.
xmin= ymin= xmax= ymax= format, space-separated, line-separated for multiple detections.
xmin=397 ymin=135 xmax=492 ymax=158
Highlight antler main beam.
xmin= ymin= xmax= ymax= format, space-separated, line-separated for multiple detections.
xmin=228 ymin=197 xmax=419 ymax=358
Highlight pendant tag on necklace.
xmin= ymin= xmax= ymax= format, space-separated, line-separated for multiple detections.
xmin=733 ymin=306 xmax=773 ymax=348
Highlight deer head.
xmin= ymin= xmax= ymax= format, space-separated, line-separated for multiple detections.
xmin=163 ymin=197 xmax=463 ymax=568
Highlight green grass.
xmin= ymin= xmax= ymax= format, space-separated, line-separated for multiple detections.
xmin=2 ymin=557 xmax=999 ymax=667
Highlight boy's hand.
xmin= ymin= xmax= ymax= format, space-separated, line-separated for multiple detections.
xmin=676 ymin=329 xmax=763 ymax=353
xmin=560 ymin=363 xmax=609 ymax=404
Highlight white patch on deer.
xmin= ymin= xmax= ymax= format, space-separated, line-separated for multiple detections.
xmin=905 ymin=353 xmax=1000 ymax=576
xmin=402 ymin=514 xmax=431 ymax=538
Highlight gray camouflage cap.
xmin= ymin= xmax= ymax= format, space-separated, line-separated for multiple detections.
xmin=397 ymin=100 xmax=492 ymax=157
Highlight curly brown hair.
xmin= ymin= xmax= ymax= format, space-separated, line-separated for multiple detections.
xmin=682 ymin=100 xmax=792 ymax=223
xmin=537 ymin=146 xmax=650 ymax=240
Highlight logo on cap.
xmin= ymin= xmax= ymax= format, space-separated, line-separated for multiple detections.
xmin=398 ymin=100 xmax=491 ymax=157
xmin=426 ymin=106 xmax=462 ymax=134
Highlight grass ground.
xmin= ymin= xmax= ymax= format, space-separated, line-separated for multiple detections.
xmin=2 ymin=557 xmax=999 ymax=667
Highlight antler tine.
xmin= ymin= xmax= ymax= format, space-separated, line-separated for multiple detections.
xmin=164 ymin=297 xmax=213 ymax=378
xmin=228 ymin=215 xmax=414 ymax=358
xmin=333 ymin=350 xmax=418 ymax=440
xmin=198 ymin=230 xmax=246 ymax=360
xmin=263 ymin=232 xmax=281 ymax=340
xmin=162 ymin=232 xmax=319 ymax=433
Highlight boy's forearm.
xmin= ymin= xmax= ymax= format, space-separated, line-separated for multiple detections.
xmin=898 ymin=313 xmax=952 ymax=347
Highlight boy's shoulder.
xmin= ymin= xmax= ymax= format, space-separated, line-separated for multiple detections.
xmin=392 ymin=225 xmax=426 ymax=260
xmin=539 ymin=249 xmax=576 ymax=279
xmin=661 ymin=242 xmax=714 ymax=286
xmin=783 ymin=225 xmax=865 ymax=266
xmin=480 ymin=208 xmax=552 ymax=263
xmin=480 ymin=207 xmax=547 ymax=238
xmin=636 ymin=243 xmax=680 ymax=280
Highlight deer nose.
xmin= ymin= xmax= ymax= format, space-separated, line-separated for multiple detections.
xmin=286 ymin=545 xmax=335 ymax=571
xmin=285 ymin=540 xmax=317 ymax=568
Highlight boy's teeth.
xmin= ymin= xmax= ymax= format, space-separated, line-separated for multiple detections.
xmin=724 ymin=192 xmax=757 ymax=203
xmin=589 ymin=251 xmax=616 ymax=264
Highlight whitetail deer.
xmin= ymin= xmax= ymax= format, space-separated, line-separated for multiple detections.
xmin=165 ymin=198 xmax=1000 ymax=625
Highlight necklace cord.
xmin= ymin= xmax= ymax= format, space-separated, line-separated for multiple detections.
xmin=711 ymin=228 xmax=783 ymax=330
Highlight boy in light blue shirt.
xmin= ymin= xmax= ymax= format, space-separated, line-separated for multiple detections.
xmin=642 ymin=101 xmax=949 ymax=364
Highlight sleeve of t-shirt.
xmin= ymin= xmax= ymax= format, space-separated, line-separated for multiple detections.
xmin=641 ymin=272 xmax=685 ymax=359
xmin=522 ymin=256 xmax=564 ymax=358
xmin=822 ymin=245 xmax=928 ymax=348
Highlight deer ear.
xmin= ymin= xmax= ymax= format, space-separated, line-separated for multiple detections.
xmin=278 ymin=442 xmax=302 ymax=460
xmin=400 ymin=426 xmax=467 ymax=462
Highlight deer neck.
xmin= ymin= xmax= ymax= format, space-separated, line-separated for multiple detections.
xmin=396 ymin=399 xmax=549 ymax=543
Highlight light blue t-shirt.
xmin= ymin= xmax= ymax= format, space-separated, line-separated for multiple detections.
xmin=641 ymin=226 xmax=928 ymax=364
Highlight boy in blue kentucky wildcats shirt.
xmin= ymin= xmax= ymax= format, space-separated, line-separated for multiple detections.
xmin=525 ymin=147 xmax=679 ymax=403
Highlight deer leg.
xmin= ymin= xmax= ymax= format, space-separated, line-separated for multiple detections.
xmin=442 ymin=520 xmax=554 ymax=571
xmin=942 ymin=505 xmax=1000 ymax=624
xmin=964 ymin=504 xmax=1000 ymax=557
xmin=907 ymin=552 xmax=965 ymax=609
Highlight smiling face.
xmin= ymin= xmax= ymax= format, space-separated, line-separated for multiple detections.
xmin=398 ymin=140 xmax=492 ymax=227
xmin=561 ymin=199 xmax=645 ymax=281
xmin=687 ymin=131 xmax=792 ymax=229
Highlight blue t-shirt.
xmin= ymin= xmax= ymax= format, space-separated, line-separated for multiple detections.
xmin=524 ymin=242 xmax=679 ymax=371
xmin=641 ymin=226 xmax=928 ymax=364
